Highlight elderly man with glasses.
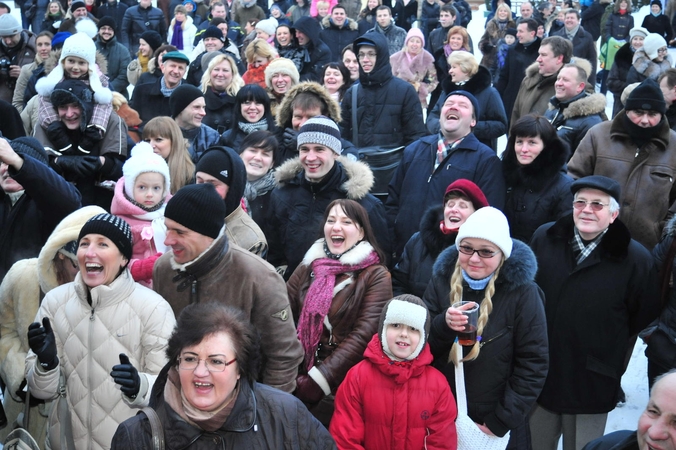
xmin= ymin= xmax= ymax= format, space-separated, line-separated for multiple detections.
xmin=528 ymin=175 xmax=660 ymax=450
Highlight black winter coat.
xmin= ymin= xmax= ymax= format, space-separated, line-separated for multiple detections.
xmin=203 ymin=89 xmax=236 ymax=134
xmin=552 ymin=26 xmax=598 ymax=85
xmin=391 ymin=206 xmax=455 ymax=298
xmin=604 ymin=11 xmax=634 ymax=41
xmin=110 ymin=364 xmax=337 ymax=450
xmin=530 ymin=216 xmax=660 ymax=414
xmin=426 ymin=65 xmax=508 ymax=151
xmin=0 ymin=156 xmax=81 ymax=281
xmin=642 ymin=13 xmax=673 ymax=42
xmin=293 ymin=17 xmax=332 ymax=82
xmin=129 ymin=76 xmax=185 ymax=126
xmin=496 ymin=37 xmax=541 ymax=126
xmin=94 ymin=36 xmax=131 ymax=95
xmin=582 ymin=431 xmax=639 ymax=450
xmin=502 ymin=131 xmax=573 ymax=243
xmin=120 ymin=5 xmax=168 ymax=54
xmin=607 ymin=42 xmax=634 ymax=117
xmin=580 ymin=0 xmax=607 ymax=41
xmin=423 ymin=240 xmax=548 ymax=438
xmin=341 ymin=32 xmax=425 ymax=148
xmin=320 ymin=16 xmax=361 ymax=62
xmin=392 ymin=0 xmax=418 ymax=31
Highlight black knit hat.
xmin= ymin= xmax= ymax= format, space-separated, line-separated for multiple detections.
xmin=10 ymin=137 xmax=48 ymax=166
xmin=443 ymin=90 xmax=480 ymax=118
xmin=97 ymin=16 xmax=116 ymax=30
xmin=571 ymin=175 xmax=622 ymax=203
xmin=70 ymin=0 xmax=86 ymax=12
xmin=169 ymin=84 xmax=204 ymax=119
xmin=140 ymin=30 xmax=163 ymax=52
xmin=165 ymin=184 xmax=226 ymax=239
xmin=506 ymin=28 xmax=517 ymax=38
xmin=203 ymin=25 xmax=225 ymax=43
xmin=78 ymin=213 xmax=133 ymax=261
xmin=624 ymin=78 xmax=666 ymax=115
xmin=195 ymin=146 xmax=246 ymax=215
xmin=650 ymin=0 xmax=662 ymax=9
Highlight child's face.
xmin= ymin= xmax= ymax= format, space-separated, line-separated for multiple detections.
xmin=317 ymin=5 xmax=329 ymax=17
xmin=504 ymin=34 xmax=516 ymax=45
xmin=63 ymin=56 xmax=89 ymax=78
xmin=386 ymin=323 xmax=421 ymax=360
xmin=133 ymin=172 xmax=165 ymax=208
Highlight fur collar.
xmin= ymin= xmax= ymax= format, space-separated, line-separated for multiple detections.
xmin=547 ymin=92 xmax=607 ymax=119
xmin=301 ymin=238 xmax=375 ymax=266
xmin=546 ymin=214 xmax=631 ymax=260
xmin=613 ymin=42 xmax=634 ymax=68
xmin=276 ymin=81 xmax=342 ymax=127
xmin=274 ymin=156 xmax=374 ymax=199
xmin=432 ymin=239 xmax=538 ymax=292
xmin=419 ymin=206 xmax=457 ymax=256
xmin=631 ymin=50 xmax=674 ymax=78
xmin=441 ymin=64 xmax=491 ymax=96
xmin=321 ymin=15 xmax=359 ymax=30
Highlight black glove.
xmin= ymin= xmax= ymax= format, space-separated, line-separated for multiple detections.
xmin=27 ymin=318 xmax=58 ymax=371
xmin=54 ymin=155 xmax=101 ymax=179
xmin=15 ymin=379 xmax=45 ymax=407
xmin=110 ymin=353 xmax=140 ymax=398
xmin=294 ymin=375 xmax=325 ymax=405
xmin=78 ymin=126 xmax=104 ymax=153
xmin=46 ymin=121 xmax=73 ymax=152
xmin=283 ymin=128 xmax=298 ymax=150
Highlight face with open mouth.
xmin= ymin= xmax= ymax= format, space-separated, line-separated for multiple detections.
xmin=241 ymin=146 xmax=274 ymax=181
xmin=440 ymin=95 xmax=475 ymax=137
xmin=443 ymin=195 xmax=475 ymax=230
xmin=323 ymin=204 xmax=364 ymax=255
xmin=271 ymin=72 xmax=293 ymax=94
xmin=77 ymin=234 xmax=128 ymax=288
xmin=385 ymin=323 xmax=421 ymax=360
xmin=178 ymin=332 xmax=240 ymax=412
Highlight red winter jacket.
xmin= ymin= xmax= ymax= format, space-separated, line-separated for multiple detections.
xmin=330 ymin=334 xmax=458 ymax=450
xmin=242 ymin=63 xmax=268 ymax=89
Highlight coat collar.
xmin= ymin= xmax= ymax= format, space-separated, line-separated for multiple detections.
xmin=301 ymin=238 xmax=375 ymax=266
xmin=546 ymin=214 xmax=632 ymax=261
xmin=610 ymin=111 xmax=671 ymax=151
xmin=548 ymin=92 xmax=607 ymax=119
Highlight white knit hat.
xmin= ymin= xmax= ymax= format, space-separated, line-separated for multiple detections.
xmin=455 ymin=206 xmax=513 ymax=258
xmin=123 ymin=142 xmax=171 ymax=199
xmin=255 ymin=17 xmax=278 ymax=36
xmin=643 ymin=33 xmax=667 ymax=60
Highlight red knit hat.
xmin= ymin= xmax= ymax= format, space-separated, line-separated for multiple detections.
xmin=443 ymin=179 xmax=489 ymax=210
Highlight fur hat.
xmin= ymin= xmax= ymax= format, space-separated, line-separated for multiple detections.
xmin=0 ymin=14 xmax=20 ymax=36
xmin=165 ymin=184 xmax=226 ymax=239
xmin=629 ymin=26 xmax=649 ymax=40
xmin=264 ymin=57 xmax=300 ymax=88
xmin=36 ymin=32 xmax=113 ymax=105
xmin=169 ymin=84 xmax=204 ymax=119
xmin=255 ymin=17 xmax=278 ymax=36
xmin=624 ymin=78 xmax=666 ymax=114
xmin=405 ymin=27 xmax=425 ymax=49
xmin=10 ymin=137 xmax=49 ymax=166
xmin=203 ymin=25 xmax=225 ymax=42
xmin=456 ymin=206 xmax=512 ymax=259
xmin=78 ymin=213 xmax=133 ymax=261
xmin=122 ymin=142 xmax=171 ymax=199
xmin=444 ymin=179 xmax=489 ymax=210
xmin=297 ymin=115 xmax=342 ymax=154
xmin=378 ymin=295 xmax=430 ymax=361
xmin=642 ymin=33 xmax=667 ymax=60
xmin=140 ymin=30 xmax=163 ymax=52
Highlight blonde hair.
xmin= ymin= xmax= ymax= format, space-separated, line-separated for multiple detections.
xmin=200 ymin=54 xmax=245 ymax=97
xmin=495 ymin=3 xmax=511 ymax=15
xmin=448 ymin=257 xmax=504 ymax=366
xmin=447 ymin=50 xmax=478 ymax=77
xmin=141 ymin=117 xmax=195 ymax=194
xmin=244 ymin=39 xmax=278 ymax=65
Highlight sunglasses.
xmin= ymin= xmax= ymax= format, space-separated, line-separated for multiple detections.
xmin=458 ymin=244 xmax=500 ymax=258
xmin=573 ymin=200 xmax=609 ymax=212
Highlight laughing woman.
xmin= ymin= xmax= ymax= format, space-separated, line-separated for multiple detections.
xmin=220 ymin=84 xmax=278 ymax=152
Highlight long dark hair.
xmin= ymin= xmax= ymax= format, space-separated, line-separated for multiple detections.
xmin=320 ymin=62 xmax=351 ymax=102
xmin=232 ymin=84 xmax=275 ymax=127
xmin=321 ymin=199 xmax=386 ymax=262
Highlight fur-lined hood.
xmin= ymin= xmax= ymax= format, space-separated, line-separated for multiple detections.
xmin=419 ymin=206 xmax=456 ymax=257
xmin=431 ymin=239 xmax=538 ymax=293
xmin=321 ymin=15 xmax=359 ymax=31
xmin=274 ymin=156 xmax=374 ymax=200
xmin=37 ymin=205 xmax=106 ymax=294
xmin=35 ymin=48 xmax=112 ymax=104
xmin=301 ymin=238 xmax=375 ymax=266
xmin=547 ymin=92 xmax=607 ymax=120
xmin=276 ymin=81 xmax=341 ymax=127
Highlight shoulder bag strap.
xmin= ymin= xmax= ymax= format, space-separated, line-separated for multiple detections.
xmin=58 ymin=371 xmax=75 ymax=450
xmin=660 ymin=235 xmax=676 ymax=309
xmin=454 ymin=343 xmax=469 ymax=415
xmin=351 ymin=84 xmax=359 ymax=147
xmin=141 ymin=406 xmax=165 ymax=450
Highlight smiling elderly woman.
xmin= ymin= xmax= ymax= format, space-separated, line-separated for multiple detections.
xmin=111 ymin=302 xmax=336 ymax=449
xmin=25 ymin=213 xmax=176 ymax=450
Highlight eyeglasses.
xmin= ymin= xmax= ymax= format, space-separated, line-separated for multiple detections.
xmin=357 ymin=51 xmax=377 ymax=60
xmin=177 ymin=356 xmax=236 ymax=372
xmin=458 ymin=244 xmax=500 ymax=258
xmin=658 ymin=47 xmax=668 ymax=54
xmin=572 ymin=200 xmax=609 ymax=212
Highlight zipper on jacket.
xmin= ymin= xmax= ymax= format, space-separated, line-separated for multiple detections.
xmin=88 ymin=305 xmax=95 ymax=450
xmin=479 ymin=327 xmax=511 ymax=348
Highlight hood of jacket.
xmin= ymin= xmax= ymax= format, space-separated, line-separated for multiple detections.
xmin=355 ymin=32 xmax=393 ymax=86
xmin=547 ymin=91 xmax=607 ymax=119
xmin=419 ymin=205 xmax=457 ymax=257
xmin=199 ymin=146 xmax=246 ymax=216
xmin=432 ymin=239 xmax=538 ymax=293
xmin=274 ymin=156 xmax=374 ymax=200
xmin=37 ymin=205 xmax=105 ymax=294
xmin=293 ymin=16 xmax=322 ymax=45
xmin=363 ymin=334 xmax=433 ymax=385
xmin=276 ymin=81 xmax=341 ymax=127
xmin=441 ymin=63 xmax=492 ymax=96
xmin=321 ymin=15 xmax=359 ymax=30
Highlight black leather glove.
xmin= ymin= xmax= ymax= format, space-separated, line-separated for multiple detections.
xmin=54 ymin=155 xmax=101 ymax=179
xmin=27 ymin=318 xmax=58 ymax=371
xmin=283 ymin=128 xmax=298 ymax=150
xmin=110 ymin=353 xmax=141 ymax=398
xmin=294 ymin=374 xmax=325 ymax=405
xmin=15 ymin=379 xmax=45 ymax=407
xmin=46 ymin=121 xmax=73 ymax=152
xmin=78 ymin=126 xmax=104 ymax=153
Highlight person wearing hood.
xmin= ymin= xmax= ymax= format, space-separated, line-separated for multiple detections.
xmin=169 ymin=84 xmax=221 ymax=162
xmin=320 ymin=4 xmax=361 ymax=62
xmin=293 ymin=16 xmax=332 ymax=81
xmin=341 ymin=33 xmax=425 ymax=151
xmin=569 ymin=78 xmax=676 ymax=250
xmin=195 ymin=145 xmax=268 ymax=258
xmin=0 ymin=14 xmax=37 ymax=105
xmin=330 ymin=294 xmax=458 ymax=449
xmin=95 ymin=16 xmax=132 ymax=96
xmin=608 ymin=26 xmax=647 ymax=117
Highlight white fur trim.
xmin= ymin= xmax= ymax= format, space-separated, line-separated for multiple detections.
xmin=381 ymin=300 xmax=427 ymax=360
xmin=301 ymin=239 xmax=375 ymax=266
xmin=308 ymin=366 xmax=331 ymax=395
xmin=333 ymin=276 xmax=353 ymax=295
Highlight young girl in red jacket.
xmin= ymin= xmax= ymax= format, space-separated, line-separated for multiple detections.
xmin=330 ymin=294 xmax=458 ymax=450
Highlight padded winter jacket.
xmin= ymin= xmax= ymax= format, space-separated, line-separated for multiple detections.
xmin=120 ymin=4 xmax=168 ymax=54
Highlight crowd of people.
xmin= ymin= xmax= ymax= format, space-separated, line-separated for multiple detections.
xmin=0 ymin=0 xmax=675 ymax=448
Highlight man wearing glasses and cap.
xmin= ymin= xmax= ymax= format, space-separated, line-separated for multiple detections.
xmin=529 ymin=175 xmax=660 ymax=450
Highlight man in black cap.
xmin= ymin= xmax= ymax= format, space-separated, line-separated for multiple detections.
xmin=120 ymin=0 xmax=167 ymax=54
xmin=529 ymin=175 xmax=660 ymax=450
xmin=569 ymin=77 xmax=676 ymax=250
xmin=130 ymin=51 xmax=188 ymax=126
xmin=70 ymin=0 xmax=91 ymax=20
xmin=153 ymin=183 xmax=303 ymax=393
xmin=186 ymin=24 xmax=242 ymax=86
xmin=0 ymin=136 xmax=81 ymax=282
xmin=96 ymin=0 xmax=129 ymax=35
xmin=169 ymin=84 xmax=220 ymax=161
xmin=95 ymin=16 xmax=132 ymax=95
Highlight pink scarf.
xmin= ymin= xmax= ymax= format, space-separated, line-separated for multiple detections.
xmin=297 ymin=250 xmax=380 ymax=371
